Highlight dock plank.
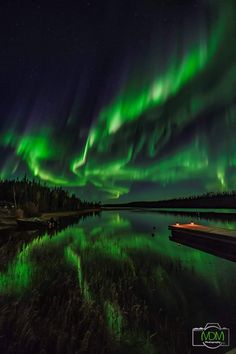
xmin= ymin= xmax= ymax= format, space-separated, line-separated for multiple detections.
xmin=169 ymin=223 xmax=236 ymax=241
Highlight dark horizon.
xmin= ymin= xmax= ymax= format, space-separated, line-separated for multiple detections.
xmin=103 ymin=189 xmax=236 ymax=208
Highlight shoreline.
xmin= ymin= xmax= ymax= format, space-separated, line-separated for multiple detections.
xmin=0 ymin=208 xmax=101 ymax=231
xmin=40 ymin=208 xmax=101 ymax=221
xmin=102 ymin=206 xmax=236 ymax=222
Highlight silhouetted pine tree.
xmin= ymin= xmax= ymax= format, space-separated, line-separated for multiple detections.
xmin=0 ymin=177 xmax=101 ymax=213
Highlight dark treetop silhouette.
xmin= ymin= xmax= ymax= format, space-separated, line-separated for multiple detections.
xmin=0 ymin=177 xmax=101 ymax=215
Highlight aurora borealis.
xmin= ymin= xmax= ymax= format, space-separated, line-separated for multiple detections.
xmin=0 ymin=0 xmax=236 ymax=201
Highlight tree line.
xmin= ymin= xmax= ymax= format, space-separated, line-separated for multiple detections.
xmin=105 ymin=191 xmax=236 ymax=209
xmin=0 ymin=177 xmax=101 ymax=215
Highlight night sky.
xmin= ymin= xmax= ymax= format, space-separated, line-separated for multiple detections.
xmin=0 ymin=0 xmax=235 ymax=202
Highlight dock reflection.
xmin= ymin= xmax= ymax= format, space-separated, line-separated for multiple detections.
xmin=169 ymin=233 xmax=236 ymax=262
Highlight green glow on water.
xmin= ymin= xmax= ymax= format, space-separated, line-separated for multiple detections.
xmin=65 ymin=246 xmax=92 ymax=304
xmin=1 ymin=209 xmax=235 ymax=304
xmin=104 ymin=301 xmax=123 ymax=339
xmin=0 ymin=247 xmax=31 ymax=294
xmin=0 ymin=209 xmax=236 ymax=354
xmin=0 ymin=226 xmax=77 ymax=294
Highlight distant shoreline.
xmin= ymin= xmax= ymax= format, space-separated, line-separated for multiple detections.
xmin=103 ymin=205 xmax=236 ymax=209
xmin=103 ymin=192 xmax=236 ymax=209
xmin=102 ymin=206 xmax=236 ymax=222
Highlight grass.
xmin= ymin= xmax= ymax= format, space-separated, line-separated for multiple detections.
xmin=0 ymin=221 xmax=235 ymax=353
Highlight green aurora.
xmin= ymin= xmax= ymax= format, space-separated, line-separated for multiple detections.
xmin=0 ymin=0 xmax=236 ymax=201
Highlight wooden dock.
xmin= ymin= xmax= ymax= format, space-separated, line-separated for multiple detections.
xmin=168 ymin=223 xmax=236 ymax=261
xmin=168 ymin=223 xmax=236 ymax=243
xmin=168 ymin=223 xmax=236 ymax=262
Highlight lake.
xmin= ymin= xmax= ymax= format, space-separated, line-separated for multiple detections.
xmin=0 ymin=209 xmax=235 ymax=353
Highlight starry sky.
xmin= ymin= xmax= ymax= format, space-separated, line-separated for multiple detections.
xmin=0 ymin=0 xmax=236 ymax=202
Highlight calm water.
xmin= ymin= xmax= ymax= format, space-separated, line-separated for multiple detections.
xmin=0 ymin=209 xmax=236 ymax=353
